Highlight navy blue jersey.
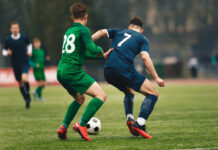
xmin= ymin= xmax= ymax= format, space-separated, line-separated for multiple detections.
xmin=4 ymin=34 xmax=30 ymax=67
xmin=105 ymin=28 xmax=150 ymax=68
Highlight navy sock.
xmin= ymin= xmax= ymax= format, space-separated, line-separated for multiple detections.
xmin=139 ymin=94 xmax=158 ymax=120
xmin=19 ymin=86 xmax=27 ymax=101
xmin=24 ymin=82 xmax=30 ymax=92
xmin=24 ymin=82 xmax=31 ymax=102
xmin=123 ymin=93 xmax=134 ymax=116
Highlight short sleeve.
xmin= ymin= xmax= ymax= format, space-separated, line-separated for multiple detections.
xmin=140 ymin=36 xmax=150 ymax=53
xmin=106 ymin=28 xmax=121 ymax=39
xmin=81 ymin=26 xmax=93 ymax=43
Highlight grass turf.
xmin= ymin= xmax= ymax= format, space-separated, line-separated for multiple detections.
xmin=0 ymin=84 xmax=218 ymax=150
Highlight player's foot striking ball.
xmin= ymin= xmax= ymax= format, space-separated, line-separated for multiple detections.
xmin=73 ymin=122 xmax=91 ymax=141
xmin=92 ymin=16 xmax=165 ymax=138
xmin=56 ymin=3 xmax=113 ymax=141
xmin=2 ymin=21 xmax=32 ymax=109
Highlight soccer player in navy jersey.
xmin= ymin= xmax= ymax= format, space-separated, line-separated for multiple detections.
xmin=2 ymin=21 xmax=32 ymax=109
xmin=92 ymin=16 xmax=165 ymax=138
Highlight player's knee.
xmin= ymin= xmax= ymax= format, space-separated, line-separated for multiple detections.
xmin=18 ymin=81 xmax=24 ymax=86
xmin=80 ymin=95 xmax=85 ymax=104
xmin=127 ymin=88 xmax=134 ymax=94
xmin=40 ymin=81 xmax=46 ymax=87
xmin=98 ymin=92 xmax=107 ymax=102
xmin=22 ymin=78 xmax=28 ymax=83
xmin=75 ymin=94 xmax=85 ymax=105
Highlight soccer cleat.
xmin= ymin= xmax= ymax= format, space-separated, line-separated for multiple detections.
xmin=73 ymin=122 xmax=91 ymax=141
xmin=57 ymin=125 xmax=67 ymax=140
xmin=126 ymin=118 xmax=139 ymax=136
xmin=131 ymin=121 xmax=152 ymax=139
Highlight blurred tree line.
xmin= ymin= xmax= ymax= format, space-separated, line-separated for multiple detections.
xmin=0 ymin=0 xmax=218 ymax=66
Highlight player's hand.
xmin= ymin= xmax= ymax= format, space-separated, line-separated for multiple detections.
xmin=37 ymin=64 xmax=40 ymax=68
xmin=27 ymin=52 xmax=32 ymax=57
xmin=104 ymin=48 xmax=114 ymax=59
xmin=7 ymin=49 xmax=12 ymax=56
xmin=155 ymin=77 xmax=165 ymax=87
xmin=46 ymin=56 xmax=51 ymax=61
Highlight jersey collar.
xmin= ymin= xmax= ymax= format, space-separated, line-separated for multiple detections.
xmin=73 ymin=22 xmax=83 ymax=26
xmin=131 ymin=29 xmax=140 ymax=33
xmin=11 ymin=33 xmax=21 ymax=40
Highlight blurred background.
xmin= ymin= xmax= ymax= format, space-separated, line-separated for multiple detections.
xmin=0 ymin=0 xmax=218 ymax=82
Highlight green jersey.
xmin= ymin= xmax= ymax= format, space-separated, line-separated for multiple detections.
xmin=58 ymin=23 xmax=102 ymax=71
xmin=31 ymin=48 xmax=45 ymax=68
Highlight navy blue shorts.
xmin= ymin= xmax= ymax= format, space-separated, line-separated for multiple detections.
xmin=104 ymin=66 xmax=146 ymax=94
xmin=12 ymin=65 xmax=29 ymax=81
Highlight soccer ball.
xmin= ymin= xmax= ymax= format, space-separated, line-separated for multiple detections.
xmin=86 ymin=117 xmax=101 ymax=135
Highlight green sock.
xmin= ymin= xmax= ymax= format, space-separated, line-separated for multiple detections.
xmin=62 ymin=101 xmax=81 ymax=129
xmin=36 ymin=86 xmax=43 ymax=98
xmin=79 ymin=97 xmax=103 ymax=127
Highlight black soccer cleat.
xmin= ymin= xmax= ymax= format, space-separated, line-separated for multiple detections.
xmin=25 ymin=99 xmax=31 ymax=109
xmin=131 ymin=121 xmax=152 ymax=139
xmin=126 ymin=118 xmax=139 ymax=136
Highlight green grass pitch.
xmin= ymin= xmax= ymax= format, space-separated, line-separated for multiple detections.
xmin=0 ymin=84 xmax=218 ymax=150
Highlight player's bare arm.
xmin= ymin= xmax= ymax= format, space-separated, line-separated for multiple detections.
xmin=27 ymin=43 xmax=32 ymax=57
xmin=92 ymin=29 xmax=108 ymax=42
xmin=7 ymin=49 xmax=12 ymax=56
xmin=103 ymin=48 xmax=114 ymax=58
xmin=141 ymin=52 xmax=165 ymax=87
xmin=91 ymin=30 xmax=113 ymax=58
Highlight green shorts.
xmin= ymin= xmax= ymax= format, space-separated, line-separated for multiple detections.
xmin=57 ymin=69 xmax=95 ymax=97
xmin=33 ymin=68 xmax=46 ymax=81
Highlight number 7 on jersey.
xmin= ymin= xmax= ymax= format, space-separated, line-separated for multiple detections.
xmin=117 ymin=33 xmax=131 ymax=47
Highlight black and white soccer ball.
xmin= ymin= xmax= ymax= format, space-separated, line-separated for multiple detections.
xmin=86 ymin=117 xmax=101 ymax=135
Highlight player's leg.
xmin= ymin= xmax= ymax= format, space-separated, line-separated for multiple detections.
xmin=123 ymin=88 xmax=140 ymax=136
xmin=63 ymin=93 xmax=85 ymax=128
xmin=78 ymin=81 xmax=106 ymax=127
xmin=58 ymin=93 xmax=85 ymax=140
xmin=132 ymin=79 xmax=158 ymax=139
xmin=13 ymin=67 xmax=29 ymax=107
xmin=105 ymin=67 xmax=133 ymax=119
xmin=40 ymin=69 xmax=46 ymax=100
xmin=137 ymin=79 xmax=159 ymax=124
xmin=33 ymin=68 xmax=40 ymax=100
xmin=34 ymin=69 xmax=46 ymax=101
xmin=33 ymin=80 xmax=39 ymax=100
xmin=35 ymin=80 xmax=45 ymax=101
xmin=57 ymin=70 xmax=86 ymax=139
xmin=124 ymin=88 xmax=135 ymax=120
xmin=21 ymin=73 xmax=31 ymax=107
xmin=104 ymin=67 xmax=138 ymax=136
xmin=72 ymin=81 xmax=105 ymax=141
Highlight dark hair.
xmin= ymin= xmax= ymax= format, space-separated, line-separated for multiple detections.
xmin=70 ymin=3 xmax=88 ymax=19
xmin=128 ymin=16 xmax=143 ymax=27
xmin=10 ymin=21 xmax=19 ymax=26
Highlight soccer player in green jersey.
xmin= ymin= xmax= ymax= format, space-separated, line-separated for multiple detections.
xmin=57 ymin=3 xmax=113 ymax=141
xmin=31 ymin=38 xmax=46 ymax=101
